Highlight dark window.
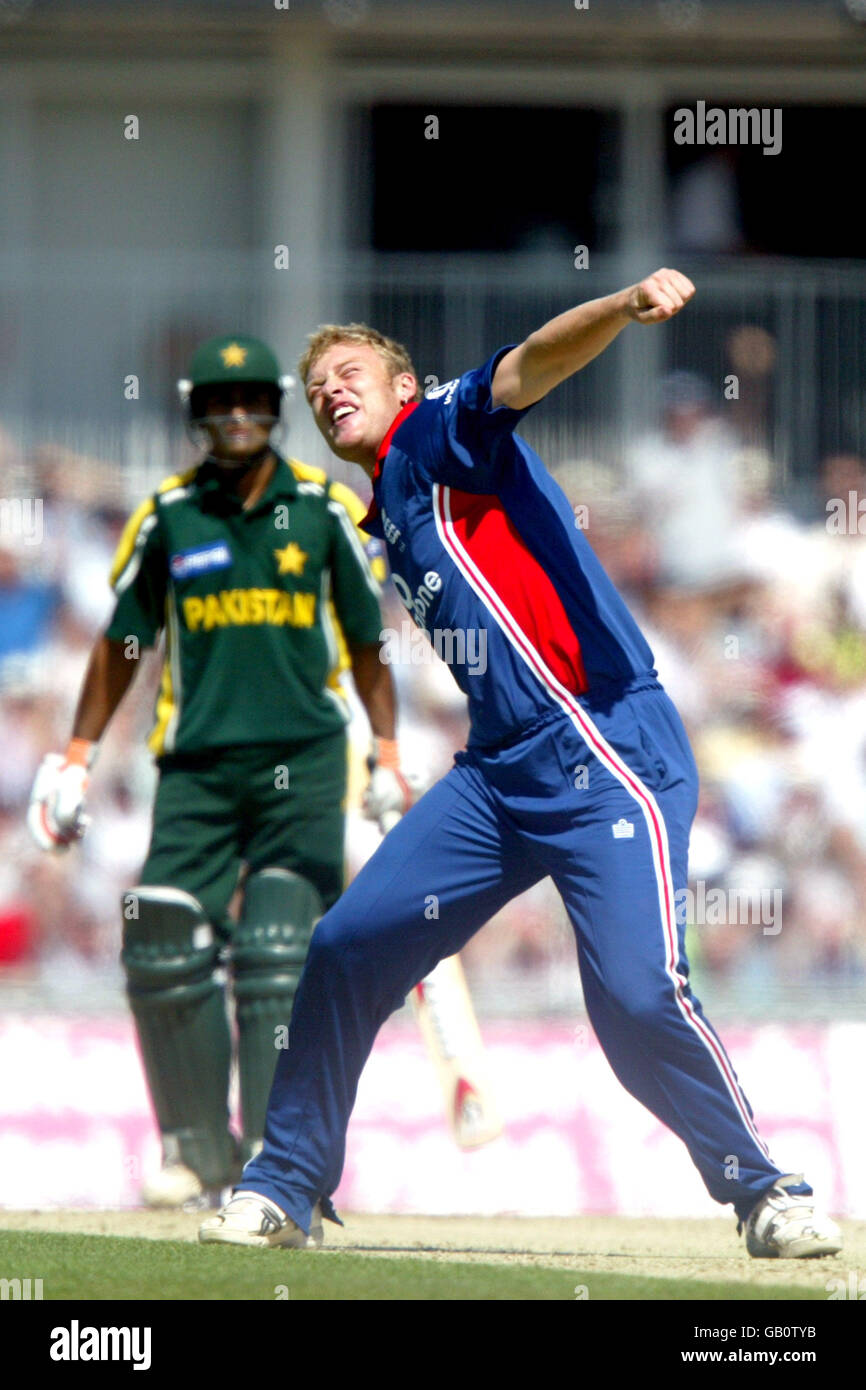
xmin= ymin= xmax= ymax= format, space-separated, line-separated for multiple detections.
xmin=366 ymin=104 xmax=615 ymax=254
xmin=665 ymin=103 xmax=866 ymax=258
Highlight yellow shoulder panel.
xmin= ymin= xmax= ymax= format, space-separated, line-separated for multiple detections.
xmin=327 ymin=478 xmax=386 ymax=584
xmin=109 ymin=466 xmax=198 ymax=588
xmin=109 ymin=496 xmax=156 ymax=588
xmin=157 ymin=465 xmax=198 ymax=495
xmin=327 ymin=477 xmax=368 ymax=529
xmin=288 ymin=457 xmax=328 ymax=488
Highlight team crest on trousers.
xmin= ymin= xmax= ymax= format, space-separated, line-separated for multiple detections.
xmin=612 ymin=818 xmax=635 ymax=839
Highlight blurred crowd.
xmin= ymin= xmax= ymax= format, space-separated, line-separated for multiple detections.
xmin=1 ymin=379 xmax=866 ymax=1019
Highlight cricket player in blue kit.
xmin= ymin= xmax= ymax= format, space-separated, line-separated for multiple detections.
xmin=201 ymin=270 xmax=841 ymax=1258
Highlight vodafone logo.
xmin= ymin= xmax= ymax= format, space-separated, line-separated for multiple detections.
xmin=392 ymin=571 xmax=442 ymax=627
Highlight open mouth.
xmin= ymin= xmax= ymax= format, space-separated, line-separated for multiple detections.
xmin=331 ymin=405 xmax=358 ymax=425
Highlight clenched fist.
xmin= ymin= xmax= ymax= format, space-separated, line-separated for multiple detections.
xmin=626 ymin=268 xmax=696 ymax=325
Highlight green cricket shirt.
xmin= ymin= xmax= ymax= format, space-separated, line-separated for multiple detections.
xmin=106 ymin=454 xmax=385 ymax=756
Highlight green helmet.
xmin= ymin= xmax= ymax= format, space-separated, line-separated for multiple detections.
xmin=178 ymin=334 xmax=293 ymax=423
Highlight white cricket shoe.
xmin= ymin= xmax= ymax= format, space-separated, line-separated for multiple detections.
xmin=743 ymin=1175 xmax=842 ymax=1258
xmin=198 ymin=1192 xmax=324 ymax=1248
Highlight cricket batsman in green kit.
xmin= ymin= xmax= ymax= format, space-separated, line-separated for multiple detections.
xmin=27 ymin=334 xmax=411 ymax=1206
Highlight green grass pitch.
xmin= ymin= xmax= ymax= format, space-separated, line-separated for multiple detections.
xmin=0 ymin=1231 xmax=826 ymax=1301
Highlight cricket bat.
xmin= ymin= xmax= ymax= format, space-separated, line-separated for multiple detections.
xmin=410 ymin=954 xmax=504 ymax=1150
xmin=379 ymin=808 xmax=503 ymax=1150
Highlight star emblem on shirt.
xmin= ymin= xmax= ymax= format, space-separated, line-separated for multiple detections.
xmin=220 ymin=342 xmax=247 ymax=368
xmin=274 ymin=542 xmax=308 ymax=576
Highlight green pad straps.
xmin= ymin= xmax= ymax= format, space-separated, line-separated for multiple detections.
xmin=121 ymin=886 xmax=237 ymax=1189
xmin=232 ymin=869 xmax=323 ymax=1159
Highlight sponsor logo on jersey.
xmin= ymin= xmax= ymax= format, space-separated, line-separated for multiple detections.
xmin=182 ymin=587 xmax=317 ymax=633
xmin=391 ymin=570 xmax=442 ymax=629
xmin=425 ymin=377 xmax=458 ymax=404
xmin=381 ymin=508 xmax=402 ymax=547
xmin=169 ymin=542 xmax=233 ymax=580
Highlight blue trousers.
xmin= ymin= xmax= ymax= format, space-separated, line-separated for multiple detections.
xmin=239 ymin=680 xmax=798 ymax=1230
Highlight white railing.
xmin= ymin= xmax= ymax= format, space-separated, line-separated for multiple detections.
xmin=1 ymin=250 xmax=864 ymax=498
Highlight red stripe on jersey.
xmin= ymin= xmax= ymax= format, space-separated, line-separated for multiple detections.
xmin=377 ymin=401 xmax=419 ymax=466
xmin=361 ymin=402 xmax=420 ymax=530
xmin=446 ymin=488 xmax=589 ymax=697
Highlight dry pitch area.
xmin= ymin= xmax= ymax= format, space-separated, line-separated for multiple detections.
xmin=2 ymin=1208 xmax=862 ymax=1296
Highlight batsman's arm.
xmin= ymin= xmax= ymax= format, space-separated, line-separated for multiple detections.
xmin=28 ymin=490 xmax=168 ymax=850
xmin=491 ymin=268 xmax=696 ymax=411
xmin=348 ymin=640 xmax=413 ymax=824
xmin=70 ymin=632 xmax=140 ymax=741
xmin=347 ymin=639 xmax=396 ymax=743
xmin=329 ymin=492 xmax=409 ymax=815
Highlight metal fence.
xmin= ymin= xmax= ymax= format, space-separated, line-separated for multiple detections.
xmin=1 ymin=251 xmax=864 ymax=503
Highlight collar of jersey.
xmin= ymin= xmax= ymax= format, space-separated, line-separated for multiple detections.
xmin=361 ymin=401 xmax=419 ymax=528
xmin=196 ymin=452 xmax=299 ymax=515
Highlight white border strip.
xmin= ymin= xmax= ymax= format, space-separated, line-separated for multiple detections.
xmin=163 ymin=590 xmax=183 ymax=755
xmin=328 ymin=497 xmax=382 ymax=600
xmin=113 ymin=511 xmax=158 ymax=595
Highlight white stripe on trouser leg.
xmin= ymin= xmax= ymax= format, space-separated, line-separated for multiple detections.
xmin=433 ymin=482 xmax=770 ymax=1160
xmin=563 ymin=700 xmax=770 ymax=1160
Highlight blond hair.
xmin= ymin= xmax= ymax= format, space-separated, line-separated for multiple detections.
xmin=298 ymin=323 xmax=422 ymax=401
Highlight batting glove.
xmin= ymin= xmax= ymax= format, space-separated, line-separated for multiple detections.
xmin=363 ymin=738 xmax=413 ymax=835
xmin=27 ymin=739 xmax=95 ymax=852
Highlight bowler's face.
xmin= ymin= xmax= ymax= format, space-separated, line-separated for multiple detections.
xmin=305 ymin=343 xmax=413 ymax=468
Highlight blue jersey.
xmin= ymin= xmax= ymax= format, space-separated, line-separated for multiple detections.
xmin=362 ymin=346 xmax=656 ymax=747
xmin=242 ymin=360 xmax=787 ymax=1240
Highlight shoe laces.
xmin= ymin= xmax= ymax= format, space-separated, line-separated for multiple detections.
xmin=738 ymin=1174 xmax=810 ymax=1237
xmin=225 ymin=1192 xmax=285 ymax=1223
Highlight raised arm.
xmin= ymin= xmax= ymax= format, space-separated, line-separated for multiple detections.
xmin=491 ymin=268 xmax=696 ymax=411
